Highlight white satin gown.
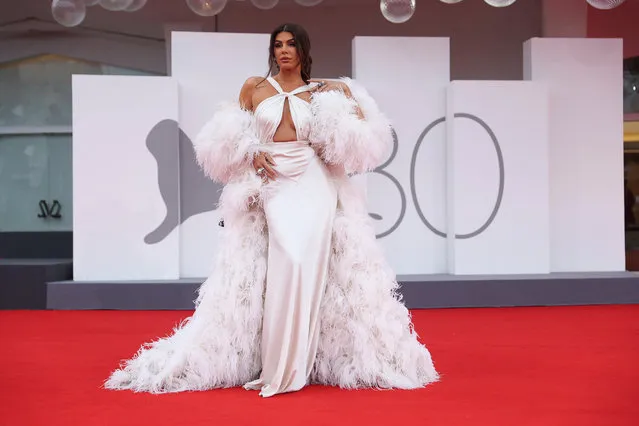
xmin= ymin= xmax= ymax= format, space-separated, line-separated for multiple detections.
xmin=243 ymin=77 xmax=337 ymax=397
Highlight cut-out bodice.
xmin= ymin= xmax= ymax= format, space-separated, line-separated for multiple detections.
xmin=254 ymin=77 xmax=314 ymax=142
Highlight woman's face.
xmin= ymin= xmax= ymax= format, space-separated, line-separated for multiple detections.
xmin=273 ymin=31 xmax=299 ymax=71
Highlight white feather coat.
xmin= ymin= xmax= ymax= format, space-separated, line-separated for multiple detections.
xmin=104 ymin=78 xmax=439 ymax=394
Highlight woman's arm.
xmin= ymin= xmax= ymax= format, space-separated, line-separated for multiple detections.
xmin=192 ymin=78 xmax=262 ymax=184
xmin=339 ymin=83 xmax=365 ymax=119
xmin=309 ymin=78 xmax=393 ymax=175
xmin=238 ymin=77 xmax=257 ymax=111
xmin=311 ymin=79 xmax=365 ymax=119
xmin=239 ymin=77 xmax=278 ymax=182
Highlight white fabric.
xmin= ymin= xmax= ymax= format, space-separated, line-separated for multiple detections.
xmin=104 ymin=78 xmax=439 ymax=396
xmin=254 ymin=77 xmax=314 ymax=142
xmin=243 ymin=141 xmax=337 ymax=397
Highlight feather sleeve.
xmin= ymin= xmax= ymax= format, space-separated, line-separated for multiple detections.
xmin=309 ymin=77 xmax=393 ymax=175
xmin=193 ymin=102 xmax=260 ymax=184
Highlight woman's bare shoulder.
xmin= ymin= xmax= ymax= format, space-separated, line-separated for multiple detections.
xmin=241 ymin=76 xmax=268 ymax=91
xmin=239 ymin=76 xmax=265 ymax=110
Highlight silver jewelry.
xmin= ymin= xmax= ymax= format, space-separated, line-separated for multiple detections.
xmin=256 ymin=167 xmax=265 ymax=176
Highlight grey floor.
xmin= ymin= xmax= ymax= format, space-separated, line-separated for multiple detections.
xmin=46 ymin=271 xmax=639 ymax=310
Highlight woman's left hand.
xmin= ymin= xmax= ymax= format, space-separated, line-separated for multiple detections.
xmin=311 ymin=80 xmax=350 ymax=95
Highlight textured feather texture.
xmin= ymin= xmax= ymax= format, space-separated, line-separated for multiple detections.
xmin=105 ymin=81 xmax=438 ymax=394
xmin=310 ymin=78 xmax=393 ymax=175
xmin=104 ymin=176 xmax=438 ymax=394
xmin=219 ymin=170 xmax=264 ymax=215
xmin=193 ymin=102 xmax=259 ymax=184
xmin=104 ymin=208 xmax=267 ymax=393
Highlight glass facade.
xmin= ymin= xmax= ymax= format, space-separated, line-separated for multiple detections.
xmin=0 ymin=54 xmax=157 ymax=232
xmin=624 ymin=56 xmax=639 ymax=115
xmin=0 ymin=134 xmax=71 ymax=232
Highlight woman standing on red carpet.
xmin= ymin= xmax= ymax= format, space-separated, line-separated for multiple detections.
xmin=105 ymin=23 xmax=438 ymax=398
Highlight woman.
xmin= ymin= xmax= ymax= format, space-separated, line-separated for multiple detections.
xmin=105 ymin=23 xmax=438 ymax=398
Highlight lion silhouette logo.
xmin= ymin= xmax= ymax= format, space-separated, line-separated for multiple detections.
xmin=144 ymin=119 xmax=223 ymax=244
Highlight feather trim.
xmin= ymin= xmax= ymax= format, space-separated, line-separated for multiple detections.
xmin=193 ymin=102 xmax=259 ymax=184
xmin=218 ymin=170 xmax=264 ymax=218
xmin=310 ymin=78 xmax=393 ymax=175
xmin=104 ymin=209 xmax=268 ymax=393
xmin=312 ymin=205 xmax=439 ymax=389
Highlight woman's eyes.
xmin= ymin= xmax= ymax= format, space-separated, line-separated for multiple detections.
xmin=274 ymin=42 xmax=296 ymax=48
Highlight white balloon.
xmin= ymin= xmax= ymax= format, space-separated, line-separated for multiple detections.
xmin=251 ymin=0 xmax=279 ymax=10
xmin=484 ymin=0 xmax=517 ymax=6
xmin=380 ymin=0 xmax=416 ymax=24
xmin=99 ymin=0 xmax=134 ymax=11
xmin=586 ymin=0 xmax=626 ymax=10
xmin=440 ymin=0 xmax=464 ymax=3
xmin=84 ymin=0 xmax=100 ymax=6
xmin=124 ymin=0 xmax=147 ymax=11
xmin=52 ymin=0 xmax=87 ymax=27
xmin=294 ymin=0 xmax=324 ymax=6
xmin=186 ymin=0 xmax=227 ymax=16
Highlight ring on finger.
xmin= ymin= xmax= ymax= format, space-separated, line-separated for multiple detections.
xmin=256 ymin=167 xmax=265 ymax=176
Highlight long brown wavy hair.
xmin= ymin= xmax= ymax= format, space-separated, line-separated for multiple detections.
xmin=266 ymin=23 xmax=312 ymax=84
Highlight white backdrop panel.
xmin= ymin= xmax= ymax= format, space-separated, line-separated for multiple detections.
xmin=171 ymin=32 xmax=269 ymax=278
xmin=177 ymin=83 xmax=226 ymax=278
xmin=352 ymin=36 xmax=451 ymax=275
xmin=524 ymin=38 xmax=624 ymax=272
xmin=446 ymin=81 xmax=550 ymax=274
xmin=171 ymin=31 xmax=270 ymax=83
xmin=72 ymin=75 xmax=179 ymax=280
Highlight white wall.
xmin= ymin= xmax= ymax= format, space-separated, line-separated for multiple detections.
xmin=446 ymin=80 xmax=550 ymax=275
xmin=353 ymin=36 xmax=451 ymax=275
xmin=171 ymin=32 xmax=269 ymax=278
xmin=525 ymin=38 xmax=625 ymax=272
xmin=72 ymin=75 xmax=180 ymax=280
xmin=70 ymin=33 xmax=626 ymax=280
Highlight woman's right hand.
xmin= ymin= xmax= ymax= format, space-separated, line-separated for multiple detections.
xmin=253 ymin=151 xmax=278 ymax=182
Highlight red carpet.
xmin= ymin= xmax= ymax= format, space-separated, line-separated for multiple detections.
xmin=1 ymin=305 xmax=638 ymax=426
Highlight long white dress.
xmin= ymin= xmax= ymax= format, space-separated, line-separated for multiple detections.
xmin=103 ymin=77 xmax=439 ymax=397
xmin=244 ymin=78 xmax=338 ymax=397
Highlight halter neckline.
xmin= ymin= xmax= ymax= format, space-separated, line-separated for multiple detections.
xmin=253 ymin=77 xmax=315 ymax=143
xmin=267 ymin=77 xmax=311 ymax=96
